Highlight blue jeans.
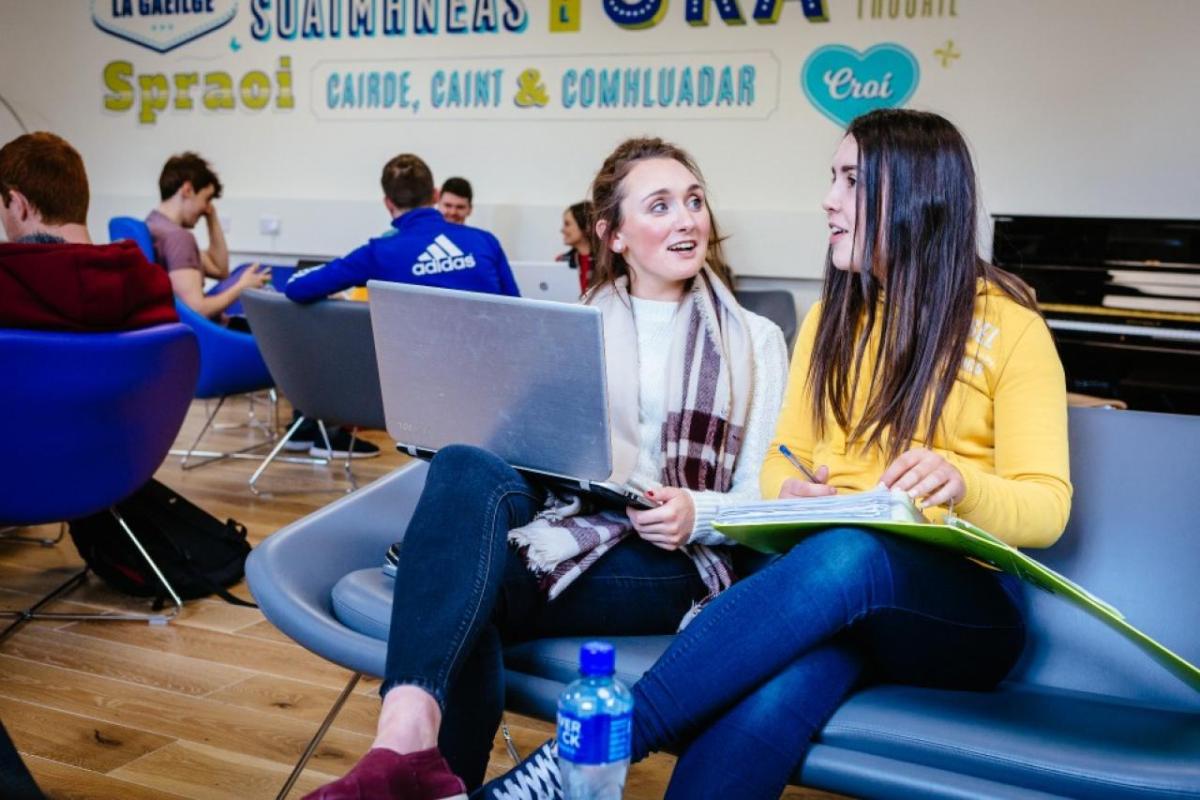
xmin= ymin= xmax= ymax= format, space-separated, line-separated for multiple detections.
xmin=631 ymin=526 xmax=1027 ymax=800
xmin=383 ymin=445 xmax=712 ymax=789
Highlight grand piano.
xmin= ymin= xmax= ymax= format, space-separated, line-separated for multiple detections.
xmin=991 ymin=215 xmax=1200 ymax=415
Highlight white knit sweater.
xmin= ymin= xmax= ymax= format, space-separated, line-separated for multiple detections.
xmin=628 ymin=296 xmax=789 ymax=546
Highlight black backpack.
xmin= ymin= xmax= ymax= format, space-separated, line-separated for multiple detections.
xmin=69 ymin=479 xmax=255 ymax=608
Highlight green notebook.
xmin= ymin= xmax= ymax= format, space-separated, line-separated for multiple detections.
xmin=713 ymin=489 xmax=1200 ymax=692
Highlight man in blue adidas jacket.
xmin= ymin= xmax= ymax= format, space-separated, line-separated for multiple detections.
xmin=285 ymin=154 xmax=519 ymax=302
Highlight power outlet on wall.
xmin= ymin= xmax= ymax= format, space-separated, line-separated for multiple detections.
xmin=259 ymin=215 xmax=282 ymax=237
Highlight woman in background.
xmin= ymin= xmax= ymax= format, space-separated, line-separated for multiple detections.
xmin=556 ymin=200 xmax=594 ymax=294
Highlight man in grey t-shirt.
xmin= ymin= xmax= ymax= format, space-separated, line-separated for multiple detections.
xmin=146 ymin=153 xmax=377 ymax=459
xmin=147 ymin=152 xmax=267 ymax=321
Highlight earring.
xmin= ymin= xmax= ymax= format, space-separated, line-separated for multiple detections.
xmin=613 ymin=241 xmax=624 ymax=253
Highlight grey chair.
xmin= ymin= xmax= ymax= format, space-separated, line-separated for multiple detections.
xmin=248 ymin=407 xmax=1200 ymax=798
xmin=246 ymin=460 xmax=427 ymax=798
xmin=241 ymin=289 xmax=386 ymax=495
xmin=734 ymin=288 xmax=799 ymax=349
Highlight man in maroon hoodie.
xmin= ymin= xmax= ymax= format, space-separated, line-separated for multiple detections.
xmin=0 ymin=132 xmax=176 ymax=331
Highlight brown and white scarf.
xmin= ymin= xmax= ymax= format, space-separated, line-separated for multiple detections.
xmin=509 ymin=267 xmax=755 ymax=627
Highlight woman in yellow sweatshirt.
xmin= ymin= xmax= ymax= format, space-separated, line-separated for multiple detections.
xmin=621 ymin=109 xmax=1073 ymax=798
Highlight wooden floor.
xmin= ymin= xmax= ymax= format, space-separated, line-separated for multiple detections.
xmin=0 ymin=397 xmax=843 ymax=799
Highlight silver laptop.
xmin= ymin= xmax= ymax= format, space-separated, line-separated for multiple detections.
xmin=511 ymin=261 xmax=584 ymax=303
xmin=368 ymin=281 xmax=652 ymax=508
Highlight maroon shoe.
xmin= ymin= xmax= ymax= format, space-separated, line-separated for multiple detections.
xmin=303 ymin=747 xmax=467 ymax=800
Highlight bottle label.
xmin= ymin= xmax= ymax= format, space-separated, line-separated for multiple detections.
xmin=556 ymin=710 xmax=632 ymax=765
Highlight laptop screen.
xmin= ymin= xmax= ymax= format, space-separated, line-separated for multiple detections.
xmin=367 ymin=281 xmax=615 ymax=483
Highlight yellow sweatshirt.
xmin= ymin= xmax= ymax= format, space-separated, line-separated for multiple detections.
xmin=762 ymin=282 xmax=1072 ymax=548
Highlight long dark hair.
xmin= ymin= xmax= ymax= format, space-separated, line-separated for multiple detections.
xmin=587 ymin=137 xmax=734 ymax=293
xmin=566 ymin=201 xmax=591 ymax=238
xmin=808 ymin=109 xmax=1037 ymax=460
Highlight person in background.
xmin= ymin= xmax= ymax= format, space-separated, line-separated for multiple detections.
xmin=286 ymin=155 xmax=516 ymax=302
xmin=1 ymin=131 xmax=174 ymax=331
xmin=437 ymin=176 xmax=473 ymax=224
xmin=556 ymin=200 xmax=594 ymax=294
xmin=284 ymin=157 xmax=517 ymax=459
xmin=146 ymin=152 xmax=268 ymax=321
xmin=301 ymin=137 xmax=788 ymax=800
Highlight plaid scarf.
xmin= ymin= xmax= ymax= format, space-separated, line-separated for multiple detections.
xmin=510 ymin=267 xmax=754 ymax=627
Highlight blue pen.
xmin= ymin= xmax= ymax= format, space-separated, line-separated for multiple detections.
xmin=778 ymin=444 xmax=820 ymax=483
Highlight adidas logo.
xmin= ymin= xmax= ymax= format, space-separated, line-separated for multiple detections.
xmin=413 ymin=234 xmax=477 ymax=276
xmin=472 ymin=740 xmax=561 ymax=800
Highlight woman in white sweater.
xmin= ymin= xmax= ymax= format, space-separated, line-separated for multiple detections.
xmin=305 ymin=137 xmax=788 ymax=800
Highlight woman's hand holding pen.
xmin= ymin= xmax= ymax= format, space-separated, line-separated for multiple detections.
xmin=777 ymin=444 xmax=836 ymax=499
xmin=779 ymin=465 xmax=836 ymax=499
xmin=628 ymin=487 xmax=695 ymax=551
xmin=879 ymin=447 xmax=965 ymax=508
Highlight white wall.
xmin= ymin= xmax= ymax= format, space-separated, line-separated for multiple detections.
xmin=2 ymin=0 xmax=1199 ymax=288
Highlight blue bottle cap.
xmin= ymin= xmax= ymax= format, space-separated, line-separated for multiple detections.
xmin=579 ymin=641 xmax=615 ymax=676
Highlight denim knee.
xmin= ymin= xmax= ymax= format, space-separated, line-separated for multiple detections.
xmin=429 ymin=444 xmax=513 ymax=483
xmin=398 ymin=444 xmax=533 ymax=561
xmin=773 ymin=527 xmax=894 ymax=620
xmin=423 ymin=446 xmax=531 ymax=511
xmin=786 ymin=526 xmax=891 ymax=580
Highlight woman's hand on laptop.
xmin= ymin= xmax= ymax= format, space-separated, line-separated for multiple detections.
xmin=627 ymin=488 xmax=695 ymax=550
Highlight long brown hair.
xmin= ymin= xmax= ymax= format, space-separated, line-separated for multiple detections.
xmin=809 ymin=109 xmax=1037 ymax=460
xmin=586 ymin=137 xmax=734 ymax=293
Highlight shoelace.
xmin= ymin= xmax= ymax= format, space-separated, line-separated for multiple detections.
xmin=475 ymin=742 xmax=561 ymax=800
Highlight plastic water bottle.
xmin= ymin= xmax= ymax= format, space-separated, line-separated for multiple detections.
xmin=556 ymin=641 xmax=634 ymax=799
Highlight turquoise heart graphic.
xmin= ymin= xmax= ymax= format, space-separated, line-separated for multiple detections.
xmin=802 ymin=43 xmax=920 ymax=127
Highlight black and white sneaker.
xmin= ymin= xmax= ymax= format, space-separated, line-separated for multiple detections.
xmin=282 ymin=418 xmax=319 ymax=452
xmin=308 ymin=427 xmax=380 ymax=459
xmin=471 ymin=739 xmax=561 ymax=800
xmin=382 ymin=542 xmax=401 ymax=578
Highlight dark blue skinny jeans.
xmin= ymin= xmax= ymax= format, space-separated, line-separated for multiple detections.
xmin=631 ymin=526 xmax=1027 ymax=800
xmin=383 ymin=444 xmax=713 ymax=789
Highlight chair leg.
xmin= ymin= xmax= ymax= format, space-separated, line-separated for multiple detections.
xmin=269 ymin=388 xmax=280 ymax=436
xmin=173 ymin=395 xmax=318 ymax=471
xmin=249 ymin=415 xmax=308 ymax=496
xmin=248 ymin=417 xmax=351 ymax=497
xmin=320 ymin=421 xmax=359 ymax=494
xmin=317 ymin=420 xmax=334 ymax=457
xmin=0 ymin=523 xmax=65 ymax=547
xmin=0 ymin=508 xmax=182 ymax=646
xmin=175 ymin=395 xmax=229 ymax=469
xmin=0 ymin=566 xmax=90 ymax=645
xmin=213 ymin=392 xmax=275 ymax=437
xmin=111 ymin=507 xmax=184 ymax=620
xmin=344 ymin=429 xmax=360 ymax=493
xmin=501 ymin=714 xmax=522 ymax=765
xmin=277 ymin=672 xmax=361 ymax=800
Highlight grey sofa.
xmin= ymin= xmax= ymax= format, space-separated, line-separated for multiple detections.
xmin=247 ymin=407 xmax=1200 ymax=798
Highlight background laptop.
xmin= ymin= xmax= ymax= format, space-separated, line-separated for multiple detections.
xmin=510 ymin=261 xmax=584 ymax=304
xmin=368 ymin=281 xmax=651 ymax=508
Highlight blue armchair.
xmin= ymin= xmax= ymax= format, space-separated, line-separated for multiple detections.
xmin=0 ymin=324 xmax=200 ymax=643
xmin=108 ymin=216 xmax=280 ymax=470
xmin=108 ymin=215 xmax=155 ymax=261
